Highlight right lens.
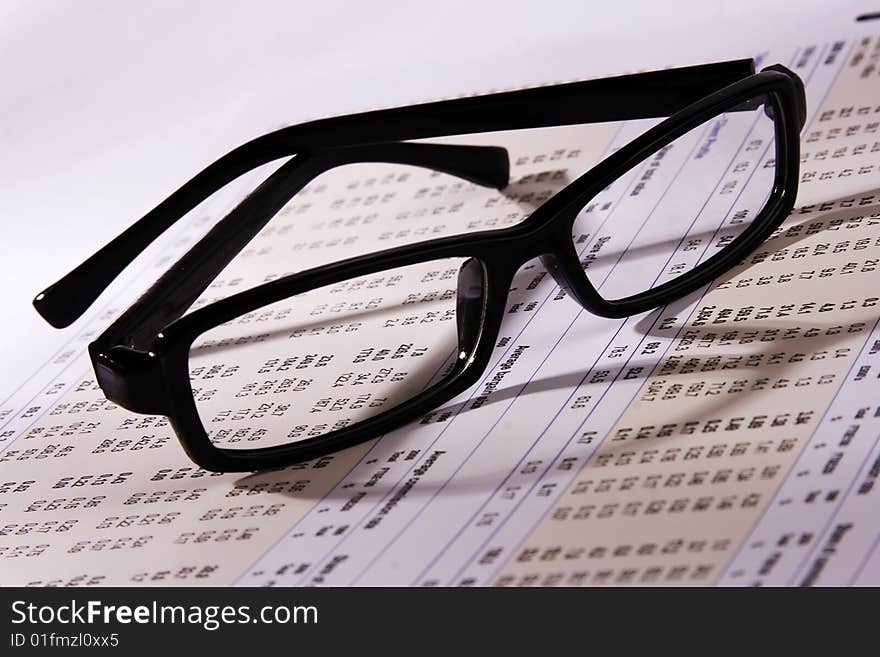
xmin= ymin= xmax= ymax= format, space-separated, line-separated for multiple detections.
xmin=188 ymin=257 xmax=480 ymax=451
xmin=572 ymin=93 xmax=778 ymax=303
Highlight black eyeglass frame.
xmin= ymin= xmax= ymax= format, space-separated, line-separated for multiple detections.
xmin=34 ymin=60 xmax=806 ymax=472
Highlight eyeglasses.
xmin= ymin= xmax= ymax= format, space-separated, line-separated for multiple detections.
xmin=33 ymin=60 xmax=806 ymax=472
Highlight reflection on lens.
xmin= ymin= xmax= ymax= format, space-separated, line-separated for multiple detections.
xmin=189 ymin=258 xmax=472 ymax=450
xmin=572 ymin=94 xmax=777 ymax=303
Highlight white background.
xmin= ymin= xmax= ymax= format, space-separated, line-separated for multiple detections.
xmin=1 ymin=0 xmax=876 ymax=399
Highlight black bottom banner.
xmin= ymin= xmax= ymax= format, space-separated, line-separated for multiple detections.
xmin=0 ymin=586 xmax=850 ymax=653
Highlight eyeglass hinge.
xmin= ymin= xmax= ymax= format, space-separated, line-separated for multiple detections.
xmin=89 ymin=344 xmax=169 ymax=416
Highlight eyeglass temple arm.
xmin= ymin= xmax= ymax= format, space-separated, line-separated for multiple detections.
xmin=34 ymin=142 xmax=509 ymax=330
xmin=278 ymin=59 xmax=757 ymax=145
xmin=35 ymin=58 xmax=756 ymax=329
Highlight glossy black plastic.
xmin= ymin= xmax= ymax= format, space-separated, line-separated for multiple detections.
xmin=34 ymin=60 xmax=806 ymax=472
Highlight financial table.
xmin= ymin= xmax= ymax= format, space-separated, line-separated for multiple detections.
xmin=1 ymin=28 xmax=880 ymax=587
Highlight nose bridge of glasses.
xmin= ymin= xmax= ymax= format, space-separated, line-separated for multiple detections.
xmin=505 ymin=195 xmax=604 ymax=311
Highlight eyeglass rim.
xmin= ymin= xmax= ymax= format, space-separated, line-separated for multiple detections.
xmin=145 ymin=66 xmax=804 ymax=472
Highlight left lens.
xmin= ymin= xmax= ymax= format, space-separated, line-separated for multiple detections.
xmin=571 ymin=92 xmax=779 ymax=304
